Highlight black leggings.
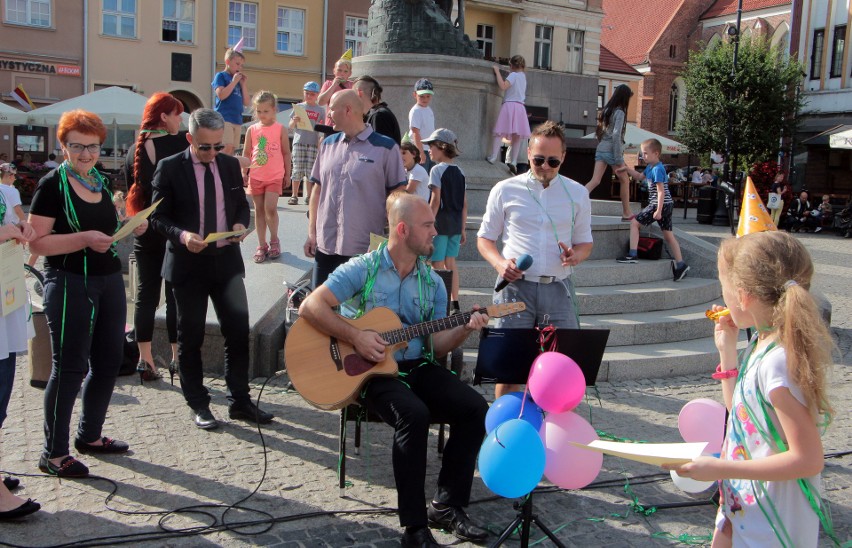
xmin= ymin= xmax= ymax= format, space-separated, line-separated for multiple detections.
xmin=42 ymin=269 xmax=126 ymax=458
xmin=312 ymin=250 xmax=352 ymax=289
xmin=133 ymin=238 xmax=177 ymax=343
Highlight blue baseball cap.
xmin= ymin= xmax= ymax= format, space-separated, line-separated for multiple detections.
xmin=303 ymin=81 xmax=320 ymax=93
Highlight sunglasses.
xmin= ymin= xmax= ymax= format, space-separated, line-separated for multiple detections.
xmin=66 ymin=143 xmax=102 ymax=154
xmin=196 ymin=144 xmax=226 ymax=152
xmin=531 ymin=156 xmax=561 ymax=168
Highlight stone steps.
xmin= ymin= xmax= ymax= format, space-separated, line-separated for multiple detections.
xmin=457 ymin=258 xmax=680 ymax=288
xmin=463 ymin=336 xmax=739 ymax=384
xmin=456 ymin=277 xmax=720 ymax=315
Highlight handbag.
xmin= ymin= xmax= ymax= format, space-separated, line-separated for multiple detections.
xmin=637 ymin=235 xmax=663 ymax=260
xmin=767 ymin=192 xmax=782 ymax=210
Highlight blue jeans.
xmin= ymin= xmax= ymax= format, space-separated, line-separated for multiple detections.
xmin=0 ymin=352 xmax=15 ymax=429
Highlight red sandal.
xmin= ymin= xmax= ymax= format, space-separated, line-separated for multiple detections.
xmin=268 ymin=239 xmax=281 ymax=259
xmin=253 ymin=244 xmax=268 ymax=263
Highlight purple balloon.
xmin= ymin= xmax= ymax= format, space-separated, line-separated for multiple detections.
xmin=528 ymin=352 xmax=585 ymax=413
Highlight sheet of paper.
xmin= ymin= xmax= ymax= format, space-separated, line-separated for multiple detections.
xmin=291 ymin=104 xmax=314 ymax=131
xmin=570 ymin=440 xmax=708 ymax=466
xmin=0 ymin=240 xmax=26 ymax=316
xmin=203 ymin=228 xmax=249 ymax=244
xmin=112 ymin=198 xmax=163 ymax=242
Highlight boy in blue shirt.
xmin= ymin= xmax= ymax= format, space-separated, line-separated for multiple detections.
xmin=423 ymin=128 xmax=467 ymax=311
xmin=212 ymin=47 xmax=250 ymax=156
xmin=616 ymin=138 xmax=689 ymax=281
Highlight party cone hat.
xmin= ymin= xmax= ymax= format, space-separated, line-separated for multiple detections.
xmin=736 ymin=176 xmax=778 ymax=237
xmin=340 ymin=48 xmax=353 ymax=61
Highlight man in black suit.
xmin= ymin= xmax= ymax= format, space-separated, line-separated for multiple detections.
xmin=151 ymin=108 xmax=273 ymax=429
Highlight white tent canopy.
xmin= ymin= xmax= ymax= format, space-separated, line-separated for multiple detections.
xmin=583 ymin=123 xmax=687 ymax=154
xmin=829 ymin=128 xmax=852 ymax=149
xmin=26 ymin=86 xmax=150 ymax=126
xmin=0 ymin=102 xmax=28 ymax=126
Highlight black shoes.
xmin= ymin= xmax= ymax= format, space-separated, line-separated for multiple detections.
xmin=616 ymin=255 xmax=638 ymax=264
xmin=673 ymin=262 xmax=691 ymax=282
xmin=193 ymin=407 xmax=219 ymax=430
xmin=3 ymin=476 xmax=20 ymax=490
xmin=401 ymin=527 xmax=442 ymax=547
xmin=228 ymin=401 xmax=274 ymax=424
xmin=427 ymin=503 xmax=489 ymax=542
xmin=38 ymin=454 xmax=89 ymax=478
xmin=74 ymin=436 xmax=130 ymax=455
xmin=0 ymin=499 xmax=41 ymax=521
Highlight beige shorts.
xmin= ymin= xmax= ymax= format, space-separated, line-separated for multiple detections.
xmin=223 ymin=122 xmax=242 ymax=147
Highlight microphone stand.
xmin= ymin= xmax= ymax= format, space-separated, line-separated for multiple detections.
xmin=491 ymin=492 xmax=565 ymax=548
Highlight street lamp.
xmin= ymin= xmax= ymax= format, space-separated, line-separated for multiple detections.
xmin=713 ymin=0 xmax=744 ymax=234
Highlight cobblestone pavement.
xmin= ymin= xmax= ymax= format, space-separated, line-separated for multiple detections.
xmin=1 ymin=213 xmax=849 ymax=547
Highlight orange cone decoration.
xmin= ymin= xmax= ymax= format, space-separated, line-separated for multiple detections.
xmin=736 ymin=176 xmax=778 ymax=237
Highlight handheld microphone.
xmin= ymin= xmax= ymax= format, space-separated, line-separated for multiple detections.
xmin=494 ymin=254 xmax=533 ymax=292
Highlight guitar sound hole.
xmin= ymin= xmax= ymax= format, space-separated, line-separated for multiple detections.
xmin=343 ymin=354 xmax=376 ymax=376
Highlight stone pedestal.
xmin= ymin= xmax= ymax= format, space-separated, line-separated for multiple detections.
xmin=353 ymin=53 xmax=504 ymax=163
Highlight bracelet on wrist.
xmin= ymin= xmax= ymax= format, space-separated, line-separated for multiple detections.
xmin=711 ymin=363 xmax=738 ymax=380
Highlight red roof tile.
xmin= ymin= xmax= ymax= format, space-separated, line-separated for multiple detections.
xmin=602 ymin=0 xmax=685 ymax=66
xmin=599 ymin=46 xmax=642 ymax=75
xmin=701 ymin=0 xmax=790 ymax=19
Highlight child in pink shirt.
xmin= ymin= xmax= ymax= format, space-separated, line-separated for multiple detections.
xmin=243 ymin=91 xmax=291 ymax=262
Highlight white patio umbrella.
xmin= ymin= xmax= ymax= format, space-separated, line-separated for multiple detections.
xmin=0 ymin=102 xmax=29 ymax=125
xmin=27 ymin=87 xmax=151 ymax=170
xmin=829 ymin=128 xmax=852 ymax=149
xmin=583 ymin=123 xmax=687 ymax=154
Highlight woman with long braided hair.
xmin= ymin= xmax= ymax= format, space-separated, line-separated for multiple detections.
xmin=123 ymin=92 xmax=186 ymax=383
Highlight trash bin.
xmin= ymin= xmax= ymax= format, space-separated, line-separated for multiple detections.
xmin=28 ymin=309 xmax=52 ymax=388
xmin=697 ymin=186 xmax=716 ymax=224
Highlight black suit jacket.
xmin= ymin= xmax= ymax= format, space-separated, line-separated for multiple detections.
xmin=151 ymin=149 xmax=250 ymax=285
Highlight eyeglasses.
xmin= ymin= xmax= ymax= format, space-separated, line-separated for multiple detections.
xmin=66 ymin=143 xmax=102 ymax=154
xmin=531 ymin=156 xmax=561 ymax=168
xmin=196 ymin=144 xmax=226 ymax=152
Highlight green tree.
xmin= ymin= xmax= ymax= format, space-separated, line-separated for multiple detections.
xmin=678 ymin=37 xmax=805 ymax=167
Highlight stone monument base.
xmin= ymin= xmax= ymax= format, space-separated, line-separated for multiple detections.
xmin=353 ymin=53 xmax=509 ymax=167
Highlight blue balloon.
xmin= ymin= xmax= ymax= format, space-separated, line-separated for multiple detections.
xmin=478 ymin=419 xmax=546 ymax=498
xmin=485 ymin=392 xmax=544 ymax=434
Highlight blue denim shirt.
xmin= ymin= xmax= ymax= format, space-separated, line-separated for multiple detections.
xmin=324 ymin=246 xmax=447 ymax=362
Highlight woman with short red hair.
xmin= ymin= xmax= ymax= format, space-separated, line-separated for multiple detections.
xmin=124 ymin=92 xmax=186 ymax=383
xmin=29 ymin=109 xmax=147 ymax=478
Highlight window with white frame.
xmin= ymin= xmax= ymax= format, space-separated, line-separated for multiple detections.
xmin=344 ymin=16 xmax=368 ymax=57
xmin=566 ymin=29 xmax=584 ymax=73
xmin=476 ymin=24 xmax=495 ymax=59
xmin=162 ymin=0 xmax=194 ymax=44
xmin=103 ymin=0 xmax=136 ymax=38
xmin=597 ymin=85 xmax=606 ymax=109
xmin=277 ymin=7 xmax=304 ymax=55
xmin=5 ymin=0 xmax=50 ymax=27
xmin=228 ymin=1 xmax=257 ymax=50
xmin=534 ymin=25 xmax=553 ymax=70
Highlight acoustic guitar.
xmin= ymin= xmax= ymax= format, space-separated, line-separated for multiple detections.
xmin=285 ymin=303 xmax=525 ymax=410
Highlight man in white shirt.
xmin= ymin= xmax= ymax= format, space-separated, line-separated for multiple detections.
xmin=477 ymin=121 xmax=593 ymax=397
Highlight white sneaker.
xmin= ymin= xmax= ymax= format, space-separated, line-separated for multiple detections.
xmin=485 ymin=156 xmax=496 ymax=164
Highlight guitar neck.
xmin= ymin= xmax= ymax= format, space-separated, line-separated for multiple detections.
xmin=381 ymin=311 xmax=474 ymax=345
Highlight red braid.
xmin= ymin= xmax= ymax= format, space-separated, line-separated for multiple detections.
xmin=126 ymin=92 xmax=184 ymax=215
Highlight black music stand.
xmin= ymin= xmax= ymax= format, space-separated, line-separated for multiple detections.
xmin=475 ymin=328 xmax=609 ymax=387
xmin=492 ymin=492 xmax=565 ymax=548
xmin=476 ymin=328 xmax=610 ymax=548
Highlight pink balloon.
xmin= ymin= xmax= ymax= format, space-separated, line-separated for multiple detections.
xmin=528 ymin=352 xmax=585 ymax=413
xmin=678 ymin=398 xmax=726 ymax=455
xmin=539 ymin=411 xmax=602 ymax=489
